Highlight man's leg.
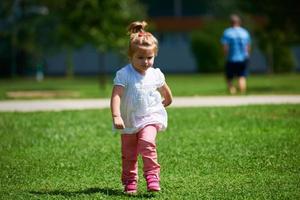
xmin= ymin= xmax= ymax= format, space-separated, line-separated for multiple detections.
xmin=227 ymin=78 xmax=237 ymax=94
xmin=225 ymin=62 xmax=236 ymax=94
xmin=238 ymin=76 xmax=247 ymax=94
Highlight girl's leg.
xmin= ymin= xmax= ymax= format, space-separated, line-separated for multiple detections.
xmin=137 ymin=125 xmax=160 ymax=179
xmin=121 ymin=134 xmax=138 ymax=184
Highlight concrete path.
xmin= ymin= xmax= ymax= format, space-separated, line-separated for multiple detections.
xmin=0 ymin=95 xmax=300 ymax=112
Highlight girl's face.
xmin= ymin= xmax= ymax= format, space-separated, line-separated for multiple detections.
xmin=131 ymin=46 xmax=155 ymax=75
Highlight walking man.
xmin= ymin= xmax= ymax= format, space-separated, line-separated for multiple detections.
xmin=221 ymin=14 xmax=251 ymax=94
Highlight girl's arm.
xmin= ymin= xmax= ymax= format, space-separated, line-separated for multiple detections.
xmin=159 ymin=83 xmax=173 ymax=107
xmin=110 ymin=85 xmax=125 ymax=129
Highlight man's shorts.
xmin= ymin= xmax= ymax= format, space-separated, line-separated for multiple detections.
xmin=225 ymin=59 xmax=248 ymax=79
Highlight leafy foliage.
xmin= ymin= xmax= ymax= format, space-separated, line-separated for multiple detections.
xmin=237 ymin=0 xmax=299 ymax=72
xmin=37 ymin=0 xmax=146 ymax=52
xmin=238 ymin=0 xmax=300 ymax=38
xmin=190 ymin=21 xmax=227 ymax=72
xmin=1 ymin=74 xmax=300 ymax=100
xmin=0 ymin=0 xmax=146 ymax=76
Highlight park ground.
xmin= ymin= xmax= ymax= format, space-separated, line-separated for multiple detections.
xmin=0 ymin=74 xmax=299 ymax=199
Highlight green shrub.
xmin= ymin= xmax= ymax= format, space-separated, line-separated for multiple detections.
xmin=273 ymin=46 xmax=296 ymax=72
xmin=255 ymin=30 xmax=296 ymax=73
xmin=190 ymin=21 xmax=226 ymax=73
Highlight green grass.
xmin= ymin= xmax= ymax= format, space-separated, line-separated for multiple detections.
xmin=0 ymin=77 xmax=111 ymax=100
xmin=1 ymin=105 xmax=299 ymax=199
xmin=0 ymin=73 xmax=299 ymax=100
xmin=168 ymin=73 xmax=300 ymax=96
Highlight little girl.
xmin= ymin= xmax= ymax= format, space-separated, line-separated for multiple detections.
xmin=110 ymin=21 xmax=173 ymax=194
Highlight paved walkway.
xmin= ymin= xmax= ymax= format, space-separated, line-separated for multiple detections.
xmin=0 ymin=95 xmax=300 ymax=112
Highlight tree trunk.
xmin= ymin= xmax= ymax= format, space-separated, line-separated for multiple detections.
xmin=98 ymin=52 xmax=107 ymax=90
xmin=65 ymin=49 xmax=74 ymax=78
xmin=266 ymin=43 xmax=274 ymax=74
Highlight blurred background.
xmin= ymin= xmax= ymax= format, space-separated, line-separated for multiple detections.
xmin=0 ymin=0 xmax=299 ymax=78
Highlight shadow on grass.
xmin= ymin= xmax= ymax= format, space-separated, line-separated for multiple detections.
xmin=29 ymin=187 xmax=156 ymax=198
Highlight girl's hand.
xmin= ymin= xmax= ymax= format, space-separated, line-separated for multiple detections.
xmin=159 ymin=83 xmax=173 ymax=107
xmin=113 ymin=116 xmax=125 ymax=129
xmin=162 ymin=99 xmax=171 ymax=107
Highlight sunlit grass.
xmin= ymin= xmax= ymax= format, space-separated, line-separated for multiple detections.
xmin=1 ymin=105 xmax=299 ymax=199
xmin=0 ymin=73 xmax=299 ymax=100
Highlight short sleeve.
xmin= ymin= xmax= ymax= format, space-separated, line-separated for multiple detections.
xmin=113 ymin=69 xmax=127 ymax=87
xmin=154 ymin=68 xmax=165 ymax=88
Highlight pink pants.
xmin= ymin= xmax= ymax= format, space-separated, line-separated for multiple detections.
xmin=121 ymin=125 xmax=160 ymax=184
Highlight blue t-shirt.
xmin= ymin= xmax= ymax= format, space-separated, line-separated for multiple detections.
xmin=221 ymin=27 xmax=251 ymax=62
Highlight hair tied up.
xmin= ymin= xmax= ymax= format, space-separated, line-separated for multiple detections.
xmin=127 ymin=21 xmax=148 ymax=34
xmin=127 ymin=20 xmax=159 ymax=57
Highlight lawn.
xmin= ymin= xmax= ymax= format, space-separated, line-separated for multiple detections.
xmin=1 ymin=105 xmax=299 ymax=199
xmin=0 ymin=73 xmax=299 ymax=100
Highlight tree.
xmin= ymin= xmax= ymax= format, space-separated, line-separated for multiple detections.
xmin=192 ymin=0 xmax=299 ymax=72
xmin=237 ymin=0 xmax=300 ymax=72
xmin=0 ymin=0 xmax=147 ymax=77
xmin=37 ymin=0 xmax=147 ymax=77
xmin=191 ymin=21 xmax=227 ymax=73
xmin=0 ymin=0 xmax=49 ymax=77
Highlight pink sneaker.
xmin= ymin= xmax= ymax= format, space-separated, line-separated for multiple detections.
xmin=146 ymin=175 xmax=161 ymax=192
xmin=124 ymin=180 xmax=137 ymax=194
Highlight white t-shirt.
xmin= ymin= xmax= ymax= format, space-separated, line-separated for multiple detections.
xmin=113 ymin=64 xmax=168 ymax=134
